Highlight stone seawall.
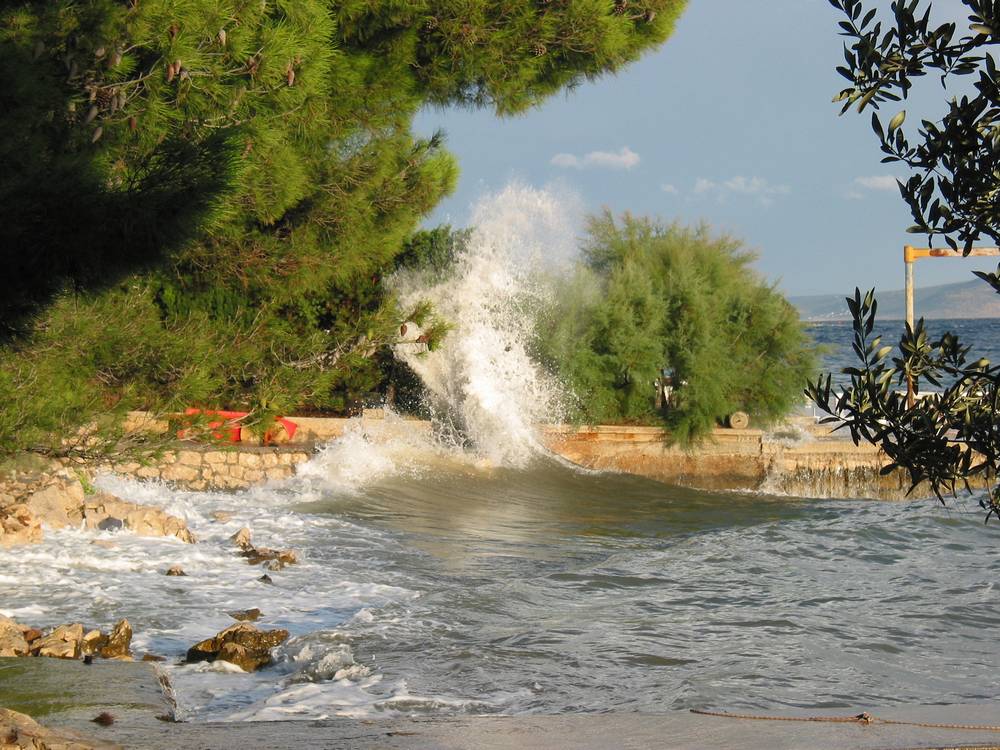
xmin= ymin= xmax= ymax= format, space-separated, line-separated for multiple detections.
xmin=106 ymin=412 xmax=931 ymax=499
xmin=101 ymin=444 xmax=314 ymax=491
xmin=539 ymin=424 xmax=925 ymax=500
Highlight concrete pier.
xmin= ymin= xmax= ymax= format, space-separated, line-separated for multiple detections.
xmin=5 ymin=658 xmax=1000 ymax=750
xmin=106 ymin=412 xmax=931 ymax=500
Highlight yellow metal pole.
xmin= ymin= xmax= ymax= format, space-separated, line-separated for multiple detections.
xmin=904 ymin=245 xmax=916 ymax=407
xmin=899 ymin=245 xmax=999 ymax=408
xmin=904 ymin=245 xmax=916 ymax=333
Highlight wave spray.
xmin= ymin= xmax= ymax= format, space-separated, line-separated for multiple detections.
xmin=393 ymin=184 xmax=576 ymax=466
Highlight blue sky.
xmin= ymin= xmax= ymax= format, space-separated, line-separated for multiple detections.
xmin=414 ymin=0 xmax=996 ymax=296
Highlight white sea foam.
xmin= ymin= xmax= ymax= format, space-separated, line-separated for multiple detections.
xmin=393 ymin=183 xmax=575 ymax=467
xmin=0 ymin=183 xmax=604 ymax=721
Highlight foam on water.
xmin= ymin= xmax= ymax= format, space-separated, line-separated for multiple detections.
xmin=393 ymin=183 xmax=574 ymax=467
xmin=0 ymin=463 xmax=435 ymax=721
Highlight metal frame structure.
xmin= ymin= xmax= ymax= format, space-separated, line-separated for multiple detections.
xmin=902 ymin=244 xmax=1000 ymax=405
xmin=903 ymin=245 xmax=1000 ymax=331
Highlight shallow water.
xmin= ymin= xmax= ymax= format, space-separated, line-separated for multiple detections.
xmin=2 ymin=431 xmax=999 ymax=721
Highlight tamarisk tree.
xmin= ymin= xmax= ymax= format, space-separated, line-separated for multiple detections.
xmin=810 ymin=0 xmax=1000 ymax=516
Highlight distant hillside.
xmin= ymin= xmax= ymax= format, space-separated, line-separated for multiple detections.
xmin=790 ymin=279 xmax=1000 ymax=320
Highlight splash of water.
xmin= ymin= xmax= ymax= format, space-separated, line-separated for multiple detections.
xmin=394 ymin=184 xmax=576 ymax=467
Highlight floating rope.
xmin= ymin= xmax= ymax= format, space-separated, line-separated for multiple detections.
xmin=690 ymin=708 xmax=1000 ymax=732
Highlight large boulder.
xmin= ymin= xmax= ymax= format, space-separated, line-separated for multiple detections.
xmin=23 ymin=479 xmax=85 ymax=529
xmin=83 ymin=493 xmax=195 ymax=544
xmin=0 ymin=504 xmax=43 ymax=547
xmin=0 ymin=616 xmax=30 ymax=657
xmin=81 ymin=630 xmax=108 ymax=656
xmin=98 ymin=620 xmax=132 ymax=659
xmin=186 ymin=623 xmax=289 ymax=672
xmin=31 ymin=623 xmax=84 ymax=660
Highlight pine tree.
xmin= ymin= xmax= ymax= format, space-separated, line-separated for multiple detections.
xmin=0 ymin=0 xmax=688 ymax=454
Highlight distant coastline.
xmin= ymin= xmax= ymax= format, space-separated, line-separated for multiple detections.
xmin=791 ymin=279 xmax=1000 ymax=321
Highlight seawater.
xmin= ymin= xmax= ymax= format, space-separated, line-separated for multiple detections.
xmin=3 ymin=188 xmax=1000 ymax=721
xmin=810 ymin=317 xmax=1000 ymax=387
xmin=1 ymin=446 xmax=999 ymax=720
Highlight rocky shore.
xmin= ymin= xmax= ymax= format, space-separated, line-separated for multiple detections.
xmin=0 ymin=455 xmax=300 ymax=728
xmin=0 ymin=462 xmax=194 ymax=549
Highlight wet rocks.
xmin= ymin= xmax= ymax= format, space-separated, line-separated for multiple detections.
xmin=99 ymin=620 xmax=132 ymax=659
xmin=0 ymin=707 xmax=106 ymax=750
xmin=82 ymin=630 xmax=108 ymax=655
xmin=0 ymin=617 xmax=132 ymax=662
xmin=0 ymin=461 xmax=196 ymax=546
xmin=23 ymin=479 xmax=85 ymax=529
xmin=244 ymin=547 xmax=298 ymax=569
xmin=185 ymin=623 xmax=289 ymax=672
xmin=229 ymin=527 xmax=252 ymax=550
xmin=229 ymin=527 xmax=298 ymax=569
xmin=0 ymin=504 xmax=42 ymax=548
xmin=32 ymin=624 xmax=84 ymax=660
xmin=165 ymin=565 xmax=187 ymax=577
xmin=83 ymin=493 xmax=195 ymax=544
xmin=210 ymin=511 xmax=233 ymax=523
xmin=227 ymin=608 xmax=261 ymax=622
xmin=0 ymin=616 xmax=30 ymax=657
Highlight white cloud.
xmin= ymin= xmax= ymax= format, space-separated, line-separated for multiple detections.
xmin=550 ymin=146 xmax=640 ymax=170
xmin=660 ymin=183 xmax=679 ymax=195
xmin=693 ymin=175 xmax=789 ymax=205
xmin=854 ymin=175 xmax=900 ymax=191
xmin=694 ymin=177 xmax=717 ymax=195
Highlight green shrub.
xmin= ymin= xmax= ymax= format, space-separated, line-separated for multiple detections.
xmin=538 ymin=212 xmax=818 ymax=443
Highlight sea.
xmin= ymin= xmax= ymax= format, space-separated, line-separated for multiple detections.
xmin=809 ymin=317 xmax=1000 ymax=387
xmin=2 ymin=188 xmax=999 ymax=722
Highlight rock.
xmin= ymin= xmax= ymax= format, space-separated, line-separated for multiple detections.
xmin=257 ymin=574 xmax=273 ymax=585
xmin=0 ymin=504 xmax=43 ymax=547
xmin=210 ymin=511 xmax=232 ymax=523
xmin=141 ymin=653 xmax=165 ymax=662
xmin=0 ymin=616 xmax=29 ymax=657
xmin=23 ymin=479 xmax=85 ymax=529
xmin=81 ymin=630 xmax=107 ymax=656
xmin=242 ymin=545 xmax=298 ymax=567
xmin=98 ymin=620 xmax=131 ymax=659
xmin=83 ymin=492 xmax=195 ymax=544
xmin=227 ymin=608 xmax=262 ymax=622
xmin=165 ymin=565 xmax=187 ymax=577
xmin=185 ymin=623 xmax=289 ymax=672
xmin=22 ymin=628 xmax=42 ymax=645
xmin=230 ymin=527 xmax=252 ymax=550
xmin=96 ymin=517 xmax=123 ymax=532
xmin=33 ymin=623 xmax=84 ymax=659
xmin=89 ymin=540 xmax=115 ymax=549
xmin=0 ymin=707 xmax=107 ymax=750
xmin=216 ymin=642 xmax=271 ymax=672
